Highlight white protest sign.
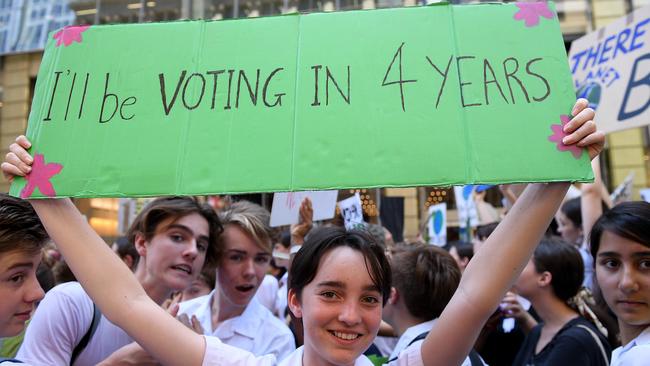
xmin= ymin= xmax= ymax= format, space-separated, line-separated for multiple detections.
xmin=338 ymin=193 xmax=365 ymax=231
xmin=640 ymin=188 xmax=650 ymax=202
xmin=568 ymin=6 xmax=650 ymax=134
xmin=454 ymin=186 xmax=479 ymax=228
xmin=270 ymin=190 xmax=338 ymax=227
xmin=428 ymin=203 xmax=447 ymax=246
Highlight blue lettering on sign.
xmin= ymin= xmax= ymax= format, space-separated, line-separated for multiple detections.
xmin=576 ymin=65 xmax=621 ymax=89
xmin=631 ymin=18 xmax=650 ymax=51
xmin=570 ymin=17 xmax=649 ymax=74
xmin=618 ymin=52 xmax=650 ymax=121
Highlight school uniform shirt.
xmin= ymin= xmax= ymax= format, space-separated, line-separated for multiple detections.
xmin=179 ymin=291 xmax=295 ymax=361
xmin=16 ymin=282 xmax=133 ymax=366
xmin=579 ymin=245 xmax=595 ymax=290
xmin=611 ymin=326 xmax=650 ymax=366
xmin=274 ymin=272 xmax=289 ymax=320
xmin=388 ymin=319 xmax=479 ymax=366
xmin=202 ymin=335 xmax=425 ymax=366
xmin=254 ymin=275 xmax=280 ymax=313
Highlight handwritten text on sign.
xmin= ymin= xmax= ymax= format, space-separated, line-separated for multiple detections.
xmin=14 ymin=3 xmax=592 ymax=199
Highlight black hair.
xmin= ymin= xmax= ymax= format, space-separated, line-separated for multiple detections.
xmin=561 ymin=197 xmax=582 ymax=227
xmin=113 ymin=236 xmax=139 ymax=264
xmin=289 ymin=227 xmax=391 ymax=305
xmin=532 ymin=237 xmax=583 ymax=301
xmin=590 ymin=201 xmax=650 ymax=258
xmin=0 ymin=193 xmax=48 ymax=255
xmin=475 ymin=222 xmax=498 ymax=241
xmin=448 ymin=241 xmax=474 ymax=261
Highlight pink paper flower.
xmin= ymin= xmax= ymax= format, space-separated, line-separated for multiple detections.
xmin=20 ymin=154 xmax=63 ymax=198
xmin=513 ymin=2 xmax=554 ymax=27
xmin=53 ymin=25 xmax=90 ymax=47
xmin=548 ymin=115 xmax=584 ymax=159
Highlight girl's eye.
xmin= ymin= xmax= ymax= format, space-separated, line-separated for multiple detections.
xmin=362 ymin=296 xmax=380 ymax=305
xmin=197 ymin=241 xmax=208 ymax=252
xmin=639 ymin=260 xmax=650 ymax=270
xmin=254 ymin=256 xmax=271 ymax=265
xmin=9 ymin=274 xmax=25 ymax=284
xmin=229 ymin=254 xmax=243 ymax=262
xmin=170 ymin=234 xmax=184 ymax=242
xmin=600 ymin=259 xmax=619 ymax=269
xmin=320 ymin=291 xmax=338 ymax=299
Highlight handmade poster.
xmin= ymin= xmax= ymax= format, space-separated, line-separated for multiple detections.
xmin=428 ymin=202 xmax=447 ymax=246
xmin=610 ymin=171 xmax=635 ymax=204
xmin=640 ymin=188 xmax=650 ymax=202
xmin=339 ymin=193 xmax=365 ymax=230
xmin=568 ymin=5 xmax=650 ymax=134
xmin=11 ymin=2 xmax=593 ymax=199
xmin=270 ymin=190 xmax=338 ymax=227
xmin=454 ymin=185 xmax=479 ymax=228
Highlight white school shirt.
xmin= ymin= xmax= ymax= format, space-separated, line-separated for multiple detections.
xmin=202 ymin=336 xmax=424 ymax=366
xmin=611 ymin=326 xmax=650 ymax=366
xmin=17 ymin=282 xmax=133 ymax=366
xmin=179 ymin=291 xmax=295 ymax=361
xmin=388 ymin=319 xmax=480 ymax=366
xmin=255 ymin=275 xmax=280 ymax=313
xmin=274 ymin=272 xmax=289 ymax=320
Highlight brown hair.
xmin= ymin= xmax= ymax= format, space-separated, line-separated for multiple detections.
xmin=0 ymin=194 xmax=48 ymax=255
xmin=127 ymin=197 xmax=222 ymax=266
xmin=391 ymin=244 xmax=460 ymax=320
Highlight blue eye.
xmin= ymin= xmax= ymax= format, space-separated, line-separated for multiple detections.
xmin=170 ymin=234 xmax=184 ymax=242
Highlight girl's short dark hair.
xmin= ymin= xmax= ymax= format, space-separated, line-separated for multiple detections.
xmin=127 ymin=197 xmax=223 ymax=267
xmin=391 ymin=244 xmax=460 ymax=320
xmin=561 ymin=197 xmax=582 ymax=227
xmin=289 ymin=227 xmax=391 ymax=305
xmin=533 ymin=237 xmax=583 ymax=302
xmin=590 ymin=201 xmax=650 ymax=258
xmin=0 ymin=194 xmax=48 ymax=255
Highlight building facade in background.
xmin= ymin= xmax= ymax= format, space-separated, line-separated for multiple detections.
xmin=0 ymin=0 xmax=648 ymax=241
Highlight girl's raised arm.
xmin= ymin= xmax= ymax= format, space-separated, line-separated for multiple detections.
xmin=419 ymin=99 xmax=604 ymax=366
xmin=29 ymin=198 xmax=206 ymax=366
xmin=3 ymin=135 xmax=206 ymax=366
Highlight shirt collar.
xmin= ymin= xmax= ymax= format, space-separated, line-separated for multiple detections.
xmin=215 ymin=297 xmax=265 ymax=339
xmin=389 ymin=319 xmax=436 ymax=360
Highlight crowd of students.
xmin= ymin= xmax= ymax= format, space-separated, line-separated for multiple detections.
xmin=0 ymin=99 xmax=648 ymax=366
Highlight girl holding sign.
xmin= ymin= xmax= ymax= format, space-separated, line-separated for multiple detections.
xmin=2 ymin=99 xmax=604 ymax=366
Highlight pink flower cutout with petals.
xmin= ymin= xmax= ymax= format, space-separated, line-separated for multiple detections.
xmin=548 ymin=115 xmax=584 ymax=159
xmin=53 ymin=25 xmax=90 ymax=47
xmin=513 ymin=2 xmax=555 ymax=27
xmin=20 ymin=154 xmax=64 ymax=199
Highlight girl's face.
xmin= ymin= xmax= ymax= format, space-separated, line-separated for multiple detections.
xmin=289 ymin=246 xmax=382 ymax=366
xmin=513 ymin=259 xmax=542 ymax=299
xmin=139 ymin=213 xmax=210 ymax=291
xmin=556 ymin=211 xmax=582 ymax=244
xmin=596 ymin=231 xmax=650 ymax=330
xmin=0 ymin=250 xmax=44 ymax=337
xmin=217 ymin=225 xmax=271 ymax=311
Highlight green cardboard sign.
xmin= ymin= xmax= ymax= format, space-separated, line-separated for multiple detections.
xmin=11 ymin=2 xmax=593 ymax=199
